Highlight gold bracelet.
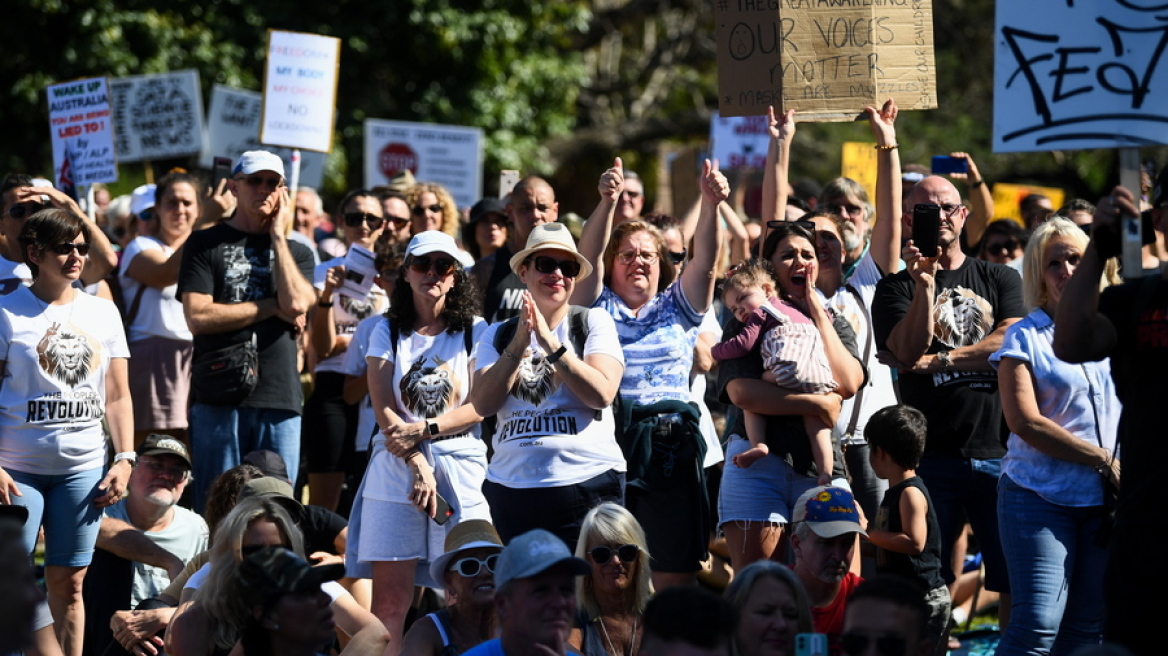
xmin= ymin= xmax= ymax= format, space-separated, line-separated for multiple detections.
xmin=874 ymin=144 xmax=899 ymax=151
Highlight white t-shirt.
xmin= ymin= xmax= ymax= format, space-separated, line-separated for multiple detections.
xmin=341 ymin=314 xmax=382 ymax=453
xmin=475 ymin=308 xmax=627 ymax=488
xmin=0 ymin=287 xmax=130 ymax=474
xmin=361 ymin=318 xmax=487 ymax=504
xmin=104 ymin=502 xmax=209 ymax=607
xmin=693 ymin=310 xmax=724 ymax=468
xmin=313 ymin=258 xmax=387 ymax=374
xmin=119 ymin=236 xmax=193 ymax=342
xmin=0 ymin=256 xmax=33 ymax=296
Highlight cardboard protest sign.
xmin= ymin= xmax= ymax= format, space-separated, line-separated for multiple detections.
xmin=710 ymin=111 xmax=771 ymax=169
xmin=109 ymin=70 xmax=206 ymax=162
xmin=364 ymin=119 xmax=484 ymax=209
xmin=991 ymin=182 xmax=1065 ymax=225
xmin=47 ymin=77 xmax=118 ymax=186
xmin=994 ymin=0 xmax=1168 ymax=152
xmin=715 ymin=0 xmax=937 ymax=121
xmin=261 ymin=30 xmax=340 ymax=153
xmin=201 ymin=85 xmax=325 ymax=189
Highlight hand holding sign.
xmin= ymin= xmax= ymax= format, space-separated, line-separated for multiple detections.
xmin=865 ymin=98 xmax=898 ymax=147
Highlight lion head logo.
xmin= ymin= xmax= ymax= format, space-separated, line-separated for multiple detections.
xmin=400 ymin=356 xmax=455 ymax=418
xmin=36 ymin=323 xmax=96 ymax=388
xmin=511 ymin=350 xmax=557 ymax=406
xmin=933 ymin=286 xmax=993 ymax=348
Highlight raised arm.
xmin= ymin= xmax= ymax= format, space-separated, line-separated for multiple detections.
xmin=760 ymin=106 xmax=795 ymax=248
xmin=124 ymin=241 xmax=188 ymax=290
xmin=883 ymin=247 xmax=940 ymax=365
xmin=13 ymin=184 xmax=117 ymax=284
xmin=311 ymin=264 xmax=348 ymax=359
xmin=680 ymin=159 xmax=729 ymax=313
xmin=867 ymin=99 xmax=902 ymax=275
xmin=268 ymin=190 xmax=316 ymax=318
xmin=570 ymin=157 xmax=623 ymax=307
xmin=949 ymin=152 xmax=994 ymax=247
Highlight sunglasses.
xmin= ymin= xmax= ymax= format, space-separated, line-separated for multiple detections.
xmin=449 ymin=554 xmax=499 ymax=577
xmin=984 ymin=240 xmax=1020 ymax=256
xmin=668 ymin=249 xmax=687 ymax=265
xmin=589 ymin=544 xmax=639 ymax=565
xmin=238 ymin=175 xmax=284 ymax=190
xmin=343 ymin=212 xmax=385 ymax=229
xmin=840 ymin=632 xmax=909 ymax=656
xmin=528 ymin=255 xmax=582 ymax=278
xmin=408 ymin=255 xmax=457 ymax=276
xmin=412 ymin=203 xmax=444 ymax=215
xmin=387 ymin=215 xmax=410 ymax=229
xmin=5 ymin=202 xmax=45 ymax=220
xmin=241 ymin=544 xmax=283 ymax=558
xmin=51 ymin=242 xmax=90 ymax=256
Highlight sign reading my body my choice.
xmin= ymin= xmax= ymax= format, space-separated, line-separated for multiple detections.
xmin=261 ymin=30 xmax=341 ymax=153
xmin=47 ymin=77 xmax=118 ymax=185
xmin=994 ymin=0 xmax=1168 ymax=152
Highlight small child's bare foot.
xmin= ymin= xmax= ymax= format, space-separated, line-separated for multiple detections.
xmin=734 ymin=446 xmax=769 ymax=468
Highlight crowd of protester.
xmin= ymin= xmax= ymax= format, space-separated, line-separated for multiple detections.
xmin=2 ymin=95 xmax=1165 ymax=656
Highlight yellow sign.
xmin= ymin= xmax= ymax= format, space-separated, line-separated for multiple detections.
xmin=991 ymin=182 xmax=1065 ymax=226
xmin=841 ymin=142 xmax=878 ymax=208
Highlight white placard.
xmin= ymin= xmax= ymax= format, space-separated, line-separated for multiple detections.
xmin=47 ymin=77 xmax=118 ymax=186
xmin=994 ymin=0 xmax=1168 ymax=152
xmin=261 ymin=30 xmax=341 ymax=153
xmin=338 ymin=244 xmax=377 ymax=301
xmin=710 ymin=111 xmax=771 ymax=170
xmin=109 ymin=70 xmax=206 ymax=162
xmin=364 ymin=119 xmax=484 ymax=209
xmin=202 ymin=85 xmax=326 ymax=189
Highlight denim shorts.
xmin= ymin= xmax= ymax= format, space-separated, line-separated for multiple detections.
xmin=9 ymin=466 xmax=104 ymax=567
xmin=718 ymin=436 xmax=849 ymax=527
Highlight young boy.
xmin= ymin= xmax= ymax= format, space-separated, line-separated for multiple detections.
xmin=862 ymin=404 xmax=951 ymax=656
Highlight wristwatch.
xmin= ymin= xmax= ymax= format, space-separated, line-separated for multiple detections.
xmin=546 ymin=344 xmax=568 ymax=364
xmin=427 ymin=422 xmax=440 ymax=439
xmin=937 ymin=350 xmax=952 ymax=374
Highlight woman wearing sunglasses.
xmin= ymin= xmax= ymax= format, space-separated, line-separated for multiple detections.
xmin=0 ymin=208 xmax=132 ymax=656
xmin=349 ymin=230 xmax=489 ymax=648
xmin=569 ymin=158 xmax=727 ymax=590
xmin=401 ymin=519 xmax=504 ymax=655
xmin=305 ymin=189 xmax=388 ymax=512
xmin=568 ymin=503 xmax=650 ymax=656
xmin=407 ymin=183 xmax=461 ymax=239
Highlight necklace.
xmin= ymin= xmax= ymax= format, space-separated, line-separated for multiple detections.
xmin=30 ymin=286 xmax=78 ymax=327
xmin=596 ymin=615 xmax=638 ymax=656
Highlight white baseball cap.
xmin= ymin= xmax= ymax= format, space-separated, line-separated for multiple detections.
xmin=130 ymin=184 xmax=156 ymax=217
xmin=233 ymin=151 xmax=286 ymax=179
xmin=406 ymin=231 xmax=461 ymax=261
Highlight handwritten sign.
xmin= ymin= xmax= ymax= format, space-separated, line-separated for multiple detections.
xmin=47 ymin=77 xmax=118 ymax=185
xmin=710 ymin=112 xmax=771 ymax=169
xmin=109 ymin=70 xmax=206 ymax=162
xmin=714 ymin=0 xmax=937 ymax=120
xmin=261 ymin=30 xmax=340 ymax=153
xmin=994 ymin=0 xmax=1168 ymax=152
xmin=201 ymin=85 xmax=325 ymax=189
xmin=364 ymin=119 xmax=484 ymax=209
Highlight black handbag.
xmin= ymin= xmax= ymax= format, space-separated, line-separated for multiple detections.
xmin=192 ymin=333 xmax=259 ymax=405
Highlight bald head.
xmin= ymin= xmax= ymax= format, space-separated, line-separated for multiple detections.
xmin=507 ymin=176 xmax=559 ymax=244
xmin=908 ymin=176 xmax=968 ymax=253
xmin=908 ymin=176 xmax=961 ymax=207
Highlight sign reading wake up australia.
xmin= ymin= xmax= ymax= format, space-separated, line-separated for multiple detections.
xmin=994 ymin=0 xmax=1168 ymax=152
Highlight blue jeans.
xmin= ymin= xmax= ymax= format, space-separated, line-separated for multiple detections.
xmin=189 ymin=404 xmax=301 ymax=510
xmin=9 ymin=466 xmax=104 ymax=566
xmin=995 ymin=474 xmax=1106 ymax=656
xmin=917 ymin=455 xmax=1009 ymax=592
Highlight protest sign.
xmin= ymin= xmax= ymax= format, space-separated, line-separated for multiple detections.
xmin=261 ymin=30 xmax=340 ymax=153
xmin=994 ymin=0 xmax=1168 ymax=152
xmin=714 ymin=0 xmax=936 ymax=120
xmin=364 ymin=119 xmax=484 ymax=209
xmin=47 ymin=77 xmax=118 ymax=186
xmin=991 ymin=182 xmax=1065 ymax=225
xmin=202 ymin=85 xmax=325 ymax=189
xmin=710 ymin=111 xmax=771 ymax=169
xmin=109 ymin=70 xmax=206 ymax=162
xmin=840 ymin=141 xmax=878 ymax=206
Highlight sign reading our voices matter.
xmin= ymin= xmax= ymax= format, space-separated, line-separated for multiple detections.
xmin=261 ymin=30 xmax=341 ymax=153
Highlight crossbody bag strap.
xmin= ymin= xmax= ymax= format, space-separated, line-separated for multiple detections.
xmin=844 ymin=284 xmax=873 ymax=436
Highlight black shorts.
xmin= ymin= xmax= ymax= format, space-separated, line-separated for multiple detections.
xmin=301 ymin=371 xmax=357 ymax=473
xmin=483 ymin=469 xmax=625 ymax=553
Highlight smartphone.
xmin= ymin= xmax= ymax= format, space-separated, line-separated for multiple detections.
xmin=795 ymin=633 xmax=828 ymax=656
xmin=432 ymin=493 xmax=454 ymax=525
xmin=212 ymin=156 xmax=234 ymax=190
xmin=913 ymin=203 xmax=941 ymax=256
xmin=931 ymin=155 xmax=969 ymax=175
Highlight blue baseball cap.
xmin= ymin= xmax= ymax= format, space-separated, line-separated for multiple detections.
xmin=793 ymin=486 xmax=867 ymax=539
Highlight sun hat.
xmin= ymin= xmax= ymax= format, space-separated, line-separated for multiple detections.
xmin=137 ymin=434 xmax=192 ymax=469
xmin=428 ymin=520 xmax=505 ymax=584
xmin=508 ymin=222 xmax=593 ymax=279
xmin=130 ymin=184 xmax=156 ymax=217
xmin=236 ymin=546 xmax=344 ymax=609
xmin=493 ymin=528 xmax=591 ymax=591
xmin=233 ymin=151 xmax=286 ymax=179
xmin=792 ymin=486 xmax=868 ymax=539
xmin=236 ymin=477 xmax=305 ymax=524
xmin=406 ymin=231 xmax=462 ymax=261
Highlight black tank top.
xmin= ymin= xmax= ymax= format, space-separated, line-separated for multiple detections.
xmin=875 ymin=476 xmax=946 ymax=589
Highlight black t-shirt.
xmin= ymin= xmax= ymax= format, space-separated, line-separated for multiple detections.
xmin=301 ymin=505 xmax=348 ymax=555
xmin=716 ymin=311 xmax=863 ymax=478
xmin=478 ymin=244 xmax=526 ymax=324
xmin=1098 ymin=275 xmax=1168 ymax=526
xmin=177 ymin=223 xmax=315 ymax=413
xmin=872 ymin=257 xmax=1024 ymax=458
xmin=876 ymin=476 xmax=947 ymax=588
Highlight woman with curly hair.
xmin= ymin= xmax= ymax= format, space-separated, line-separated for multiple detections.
xmin=347 ymin=230 xmax=489 ymax=647
xmin=407 ymin=183 xmax=460 ymax=239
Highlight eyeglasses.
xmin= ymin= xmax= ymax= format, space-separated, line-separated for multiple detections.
xmin=343 ymin=212 xmax=385 ymax=229
xmin=621 ymin=190 xmax=642 ymax=199
xmin=412 ymin=203 xmax=444 ymax=215
xmin=668 ymin=249 xmax=687 ymax=265
xmin=387 ymin=215 xmax=410 ymax=229
xmin=528 ymin=255 xmax=582 ymax=278
xmin=984 ymin=240 xmax=1019 ymax=256
xmin=939 ymin=203 xmax=964 ymax=217
xmin=138 ymin=458 xmax=188 ymax=479
xmin=840 ymin=632 xmax=909 ymax=656
xmin=589 ymin=544 xmax=639 ymax=565
xmin=5 ymin=202 xmax=45 ymax=220
xmin=407 ymin=255 xmax=457 ymax=276
xmin=50 ymin=242 xmax=90 ymax=256
xmin=138 ymin=210 xmax=155 ymax=221
xmin=237 ymin=175 xmax=284 ymax=190
xmin=615 ymin=250 xmax=659 ymax=266
xmin=450 ymin=554 xmax=500 ymax=577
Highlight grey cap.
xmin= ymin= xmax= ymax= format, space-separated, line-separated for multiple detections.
xmin=494 ymin=529 xmax=591 ymax=590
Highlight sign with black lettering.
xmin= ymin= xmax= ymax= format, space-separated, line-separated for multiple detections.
xmin=261 ymin=30 xmax=340 ymax=152
xmin=715 ymin=0 xmax=937 ymax=120
xmin=109 ymin=70 xmax=206 ymax=162
xmin=46 ymin=76 xmax=118 ymax=185
xmin=993 ymin=0 xmax=1168 ymax=152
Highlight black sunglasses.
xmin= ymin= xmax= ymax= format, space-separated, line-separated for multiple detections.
xmin=343 ymin=212 xmax=385 ymax=229
xmin=5 ymin=202 xmax=45 ymax=220
xmin=527 ymin=255 xmax=582 ymax=278
xmin=589 ymin=544 xmax=639 ymax=565
xmin=450 ymin=554 xmax=499 ymax=577
xmin=408 ymin=255 xmax=457 ymax=276
xmin=668 ymin=249 xmax=687 ymax=265
xmin=984 ymin=240 xmax=1019 ymax=256
xmin=238 ymin=175 xmax=284 ymax=190
xmin=840 ymin=633 xmax=908 ymax=656
xmin=51 ymin=242 xmax=90 ymax=256
xmin=412 ymin=203 xmax=444 ymax=215
xmin=387 ymin=215 xmax=410 ymax=228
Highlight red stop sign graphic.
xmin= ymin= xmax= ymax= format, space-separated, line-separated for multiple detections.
xmin=379 ymin=143 xmax=418 ymax=178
